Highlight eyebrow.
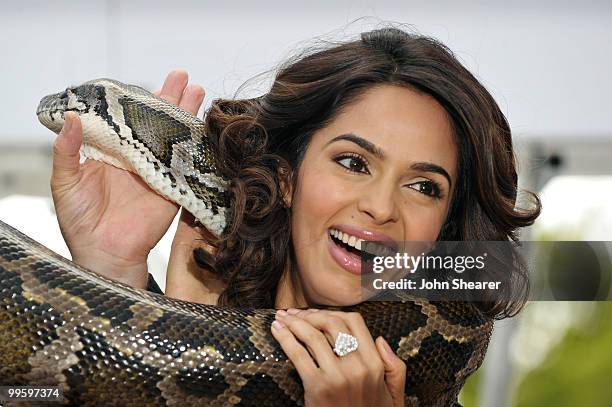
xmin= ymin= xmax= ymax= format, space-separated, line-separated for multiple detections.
xmin=326 ymin=133 xmax=453 ymax=188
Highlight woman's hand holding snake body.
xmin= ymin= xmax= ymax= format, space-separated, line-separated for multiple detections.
xmin=271 ymin=309 xmax=407 ymax=407
xmin=50 ymin=70 xmax=222 ymax=300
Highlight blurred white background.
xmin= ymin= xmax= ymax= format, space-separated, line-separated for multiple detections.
xmin=1 ymin=1 xmax=611 ymax=406
xmin=1 ymin=0 xmax=612 ymax=142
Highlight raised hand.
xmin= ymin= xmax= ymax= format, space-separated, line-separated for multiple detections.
xmin=50 ymin=70 xmax=205 ymax=290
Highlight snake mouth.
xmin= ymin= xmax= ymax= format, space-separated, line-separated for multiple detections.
xmin=36 ymin=90 xmax=88 ymax=132
xmin=37 ymin=92 xmax=66 ymax=116
xmin=37 ymin=106 xmax=83 ymax=117
xmin=37 ymin=88 xmax=89 ymax=115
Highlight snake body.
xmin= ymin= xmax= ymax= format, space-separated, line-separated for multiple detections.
xmin=0 ymin=79 xmax=493 ymax=406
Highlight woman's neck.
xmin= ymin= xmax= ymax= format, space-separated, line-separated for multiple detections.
xmin=275 ymin=269 xmax=308 ymax=309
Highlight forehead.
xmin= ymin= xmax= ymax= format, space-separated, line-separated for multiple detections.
xmin=312 ymin=84 xmax=457 ymax=178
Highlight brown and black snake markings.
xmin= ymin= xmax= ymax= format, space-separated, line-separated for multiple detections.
xmin=0 ymin=220 xmax=492 ymax=406
xmin=0 ymin=79 xmax=493 ymax=406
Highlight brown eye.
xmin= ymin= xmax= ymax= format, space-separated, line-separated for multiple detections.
xmin=335 ymin=154 xmax=370 ymax=174
xmin=409 ymin=180 xmax=442 ymax=198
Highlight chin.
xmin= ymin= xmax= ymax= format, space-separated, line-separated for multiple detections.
xmin=311 ymin=287 xmax=363 ymax=307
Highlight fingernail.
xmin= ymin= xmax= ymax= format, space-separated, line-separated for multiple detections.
xmin=381 ymin=337 xmax=394 ymax=356
xmin=286 ymin=308 xmax=301 ymax=315
xmin=276 ymin=309 xmax=287 ymax=318
xmin=272 ymin=320 xmax=285 ymax=330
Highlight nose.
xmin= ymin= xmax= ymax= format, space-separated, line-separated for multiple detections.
xmin=357 ymin=181 xmax=400 ymax=225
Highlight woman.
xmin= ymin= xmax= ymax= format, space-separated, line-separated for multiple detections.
xmin=49 ymin=27 xmax=540 ymax=405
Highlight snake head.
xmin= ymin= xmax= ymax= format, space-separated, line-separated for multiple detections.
xmin=36 ymin=80 xmax=117 ymax=134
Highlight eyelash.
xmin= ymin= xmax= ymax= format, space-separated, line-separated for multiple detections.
xmin=333 ymin=153 xmax=444 ymax=199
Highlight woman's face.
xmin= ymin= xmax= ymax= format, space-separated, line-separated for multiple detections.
xmin=287 ymin=84 xmax=458 ymax=306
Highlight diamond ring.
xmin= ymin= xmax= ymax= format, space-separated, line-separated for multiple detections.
xmin=333 ymin=332 xmax=359 ymax=357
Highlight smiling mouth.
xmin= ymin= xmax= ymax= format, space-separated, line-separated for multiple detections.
xmin=328 ymin=228 xmax=395 ymax=260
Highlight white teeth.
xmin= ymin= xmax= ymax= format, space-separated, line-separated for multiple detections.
xmin=330 ymin=229 xmax=393 ymax=257
xmin=329 ymin=229 xmax=365 ymax=252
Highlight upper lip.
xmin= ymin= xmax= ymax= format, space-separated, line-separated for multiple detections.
xmin=330 ymin=224 xmax=399 ymax=251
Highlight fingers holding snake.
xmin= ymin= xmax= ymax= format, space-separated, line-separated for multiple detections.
xmin=154 ymin=69 xmax=205 ymax=115
xmin=273 ymin=309 xmax=340 ymax=371
xmin=271 ymin=308 xmax=401 ymax=407
xmin=154 ymin=69 xmax=188 ymax=105
xmin=52 ymin=112 xmax=83 ymax=188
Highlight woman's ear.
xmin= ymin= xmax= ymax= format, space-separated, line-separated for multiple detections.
xmin=278 ymin=166 xmax=293 ymax=208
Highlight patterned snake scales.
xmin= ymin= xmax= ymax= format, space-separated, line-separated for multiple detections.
xmin=0 ymin=79 xmax=493 ymax=406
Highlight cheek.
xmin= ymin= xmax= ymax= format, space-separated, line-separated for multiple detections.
xmin=401 ymin=204 xmax=448 ymax=241
xmin=291 ymin=168 xmax=351 ymax=239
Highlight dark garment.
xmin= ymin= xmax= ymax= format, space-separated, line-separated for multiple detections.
xmin=146 ymin=273 xmax=164 ymax=295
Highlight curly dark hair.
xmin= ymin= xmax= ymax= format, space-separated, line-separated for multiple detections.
xmin=193 ymin=26 xmax=541 ymax=320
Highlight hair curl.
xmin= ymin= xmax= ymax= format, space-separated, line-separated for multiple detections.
xmin=193 ymin=26 xmax=541 ymax=320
